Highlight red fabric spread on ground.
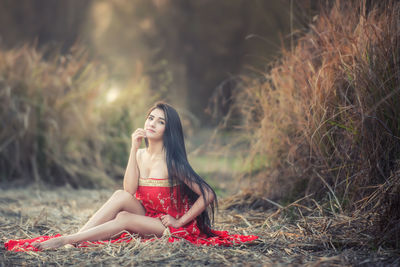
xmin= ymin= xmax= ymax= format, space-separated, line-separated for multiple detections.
xmin=4 ymin=178 xmax=258 ymax=251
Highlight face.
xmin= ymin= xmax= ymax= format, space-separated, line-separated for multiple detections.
xmin=144 ymin=108 xmax=166 ymax=140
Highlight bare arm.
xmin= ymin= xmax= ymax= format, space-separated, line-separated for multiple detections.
xmin=177 ymin=183 xmax=215 ymax=226
xmin=123 ymin=128 xmax=146 ymax=195
xmin=122 ymin=148 xmax=140 ymax=195
xmin=161 ymin=180 xmax=215 ymax=228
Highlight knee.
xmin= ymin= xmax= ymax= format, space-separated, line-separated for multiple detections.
xmin=115 ymin=210 xmax=130 ymax=219
xmin=115 ymin=211 xmax=134 ymax=226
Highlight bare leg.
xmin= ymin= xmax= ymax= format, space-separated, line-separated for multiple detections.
xmin=78 ymin=190 xmax=145 ymax=233
xmin=32 ymin=211 xmax=166 ymax=250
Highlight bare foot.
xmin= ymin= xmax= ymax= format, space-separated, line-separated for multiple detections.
xmin=32 ymin=236 xmax=68 ymax=250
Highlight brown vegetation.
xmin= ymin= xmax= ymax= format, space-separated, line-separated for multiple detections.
xmin=233 ymin=0 xmax=400 ymax=249
xmin=0 ymin=45 xmax=151 ymax=187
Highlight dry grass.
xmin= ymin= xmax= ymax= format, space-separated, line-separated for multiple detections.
xmin=1 ymin=186 xmax=399 ymax=266
xmin=0 ymin=45 xmax=152 ymax=187
xmin=228 ymin=0 xmax=400 ymax=249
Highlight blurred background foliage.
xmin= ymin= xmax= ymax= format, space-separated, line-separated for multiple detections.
xmin=0 ymin=45 xmax=152 ymax=187
xmin=0 ymin=0 xmax=314 ymax=122
xmin=0 ymin=0 xmax=313 ymax=188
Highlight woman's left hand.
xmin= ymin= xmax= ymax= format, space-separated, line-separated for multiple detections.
xmin=160 ymin=215 xmax=182 ymax=228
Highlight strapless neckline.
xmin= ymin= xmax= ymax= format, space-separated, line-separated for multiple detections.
xmin=140 ymin=177 xmax=169 ymax=180
xmin=138 ymin=177 xmax=177 ymax=187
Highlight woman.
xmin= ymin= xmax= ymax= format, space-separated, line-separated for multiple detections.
xmin=5 ymin=102 xmax=257 ymax=251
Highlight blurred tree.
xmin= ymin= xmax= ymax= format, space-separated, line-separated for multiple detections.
xmin=0 ymin=0 xmax=315 ymax=125
xmin=87 ymin=0 xmax=312 ymax=124
xmin=0 ymin=0 xmax=91 ymax=52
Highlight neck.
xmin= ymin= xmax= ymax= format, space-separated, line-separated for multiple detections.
xmin=146 ymin=138 xmax=164 ymax=156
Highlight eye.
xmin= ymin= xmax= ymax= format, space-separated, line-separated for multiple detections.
xmin=159 ymin=121 xmax=165 ymax=125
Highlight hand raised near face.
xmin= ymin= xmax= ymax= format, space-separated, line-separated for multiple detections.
xmin=131 ymin=128 xmax=147 ymax=150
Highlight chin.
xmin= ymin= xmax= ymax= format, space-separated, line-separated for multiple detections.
xmin=146 ymin=134 xmax=162 ymax=140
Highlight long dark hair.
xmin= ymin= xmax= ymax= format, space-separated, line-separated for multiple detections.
xmin=144 ymin=101 xmax=217 ymax=236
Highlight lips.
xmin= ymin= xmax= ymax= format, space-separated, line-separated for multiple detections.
xmin=146 ymin=128 xmax=156 ymax=133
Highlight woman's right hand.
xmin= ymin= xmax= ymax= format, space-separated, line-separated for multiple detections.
xmin=131 ymin=128 xmax=147 ymax=150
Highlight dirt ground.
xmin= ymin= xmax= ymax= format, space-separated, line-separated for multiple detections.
xmin=1 ymin=185 xmax=399 ymax=266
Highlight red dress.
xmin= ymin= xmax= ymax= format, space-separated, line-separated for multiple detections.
xmin=4 ymin=178 xmax=258 ymax=251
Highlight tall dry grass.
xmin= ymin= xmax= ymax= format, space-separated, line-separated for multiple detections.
xmin=234 ymin=0 xmax=400 ymax=248
xmin=0 ymin=45 xmax=152 ymax=187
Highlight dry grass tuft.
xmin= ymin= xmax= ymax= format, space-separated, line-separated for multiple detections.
xmin=230 ymin=0 xmax=400 ymax=249
xmin=0 ymin=45 xmax=152 ymax=187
